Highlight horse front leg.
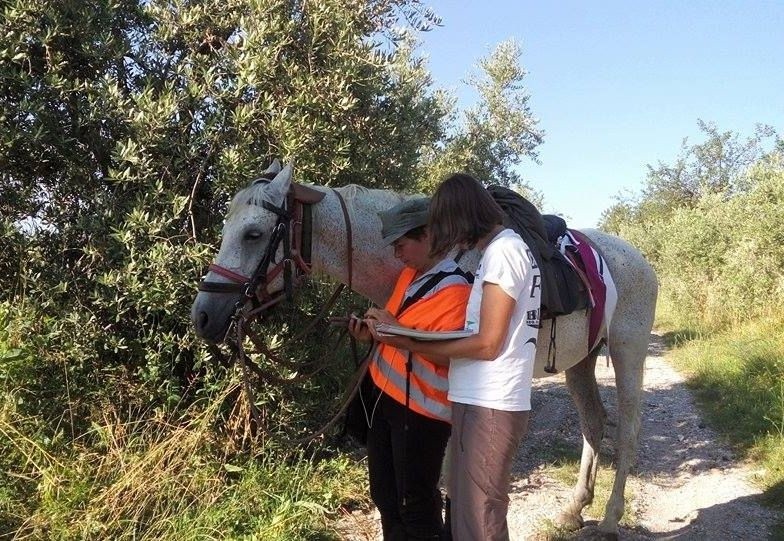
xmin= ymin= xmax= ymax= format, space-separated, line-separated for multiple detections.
xmin=556 ymin=347 xmax=606 ymax=531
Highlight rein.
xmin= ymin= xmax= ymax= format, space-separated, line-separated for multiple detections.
xmin=200 ymin=183 xmax=363 ymax=444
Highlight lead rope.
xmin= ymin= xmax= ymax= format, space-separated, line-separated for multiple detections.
xmin=241 ymin=283 xmax=347 ymax=373
xmin=291 ymin=342 xmax=375 ymax=445
xmin=229 ymin=308 xmax=373 ymax=444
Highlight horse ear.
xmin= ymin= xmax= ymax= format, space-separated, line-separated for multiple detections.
xmin=263 ymin=158 xmax=282 ymax=176
xmin=266 ymin=163 xmax=293 ymax=204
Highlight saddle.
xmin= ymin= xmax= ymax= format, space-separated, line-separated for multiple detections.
xmin=487 ymin=186 xmax=608 ymax=350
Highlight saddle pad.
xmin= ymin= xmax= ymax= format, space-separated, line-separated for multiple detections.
xmin=561 ymin=230 xmax=618 ymax=351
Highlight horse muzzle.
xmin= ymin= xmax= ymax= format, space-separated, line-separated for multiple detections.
xmin=190 ymin=290 xmax=243 ymax=343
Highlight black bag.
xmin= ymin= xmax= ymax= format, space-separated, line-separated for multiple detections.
xmin=341 ymin=370 xmax=377 ymax=445
xmin=487 ymin=185 xmax=585 ymax=317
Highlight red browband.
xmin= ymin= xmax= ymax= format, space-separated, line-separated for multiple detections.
xmin=207 ymin=263 xmax=251 ymax=284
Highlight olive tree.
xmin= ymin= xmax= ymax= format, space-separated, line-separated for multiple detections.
xmin=0 ymin=0 xmax=447 ymax=422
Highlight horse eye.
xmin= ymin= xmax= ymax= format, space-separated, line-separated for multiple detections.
xmin=244 ymin=230 xmax=264 ymax=241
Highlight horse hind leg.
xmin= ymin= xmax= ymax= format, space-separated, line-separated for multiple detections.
xmin=555 ymin=346 xmax=607 ymax=531
xmin=597 ymin=330 xmax=648 ymax=536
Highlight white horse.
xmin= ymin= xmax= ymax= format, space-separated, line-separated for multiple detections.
xmin=191 ymin=161 xmax=658 ymax=537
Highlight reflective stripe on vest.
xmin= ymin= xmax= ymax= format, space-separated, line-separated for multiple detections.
xmin=370 ymin=350 xmax=451 ymax=421
xmin=373 ymin=349 xmax=449 ymax=393
xmin=369 ymin=267 xmax=470 ymax=423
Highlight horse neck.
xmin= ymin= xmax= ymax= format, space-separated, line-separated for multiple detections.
xmin=309 ymin=186 xmax=409 ymax=307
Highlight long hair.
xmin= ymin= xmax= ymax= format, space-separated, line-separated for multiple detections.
xmin=428 ymin=173 xmax=504 ymax=257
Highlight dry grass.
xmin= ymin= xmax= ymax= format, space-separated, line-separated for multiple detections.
xmin=1 ymin=377 xmax=367 ymax=540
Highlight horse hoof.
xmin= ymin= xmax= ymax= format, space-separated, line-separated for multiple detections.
xmin=554 ymin=510 xmax=584 ymax=531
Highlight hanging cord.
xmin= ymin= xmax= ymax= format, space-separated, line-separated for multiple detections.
xmin=401 ymin=351 xmax=413 ymax=507
xmin=338 ymin=324 xmax=383 ymax=440
xmin=545 ymin=317 xmax=558 ymax=373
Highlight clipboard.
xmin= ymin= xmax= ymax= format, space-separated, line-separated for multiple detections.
xmin=375 ymin=323 xmax=475 ymax=341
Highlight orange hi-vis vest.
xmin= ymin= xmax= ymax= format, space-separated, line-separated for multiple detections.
xmin=369 ymin=266 xmax=471 ymax=423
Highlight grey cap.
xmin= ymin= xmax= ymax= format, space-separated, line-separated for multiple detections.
xmin=378 ymin=197 xmax=430 ymax=245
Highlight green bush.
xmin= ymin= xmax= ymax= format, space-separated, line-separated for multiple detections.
xmin=602 ymin=124 xmax=783 ymax=331
xmin=1 ymin=373 xmax=368 ymax=539
xmin=602 ymin=125 xmax=784 ymax=508
xmin=666 ymin=315 xmax=784 ymax=507
xmin=1 ymin=1 xmax=545 ymax=537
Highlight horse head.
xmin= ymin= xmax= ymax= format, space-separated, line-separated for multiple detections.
xmin=191 ymin=159 xmax=298 ymax=342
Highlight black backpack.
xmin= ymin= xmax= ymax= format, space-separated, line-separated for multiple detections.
xmin=486 ymin=185 xmax=585 ymax=318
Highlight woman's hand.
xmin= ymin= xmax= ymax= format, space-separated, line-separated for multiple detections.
xmin=347 ymin=313 xmax=373 ymax=342
xmin=365 ymin=316 xmax=451 ymax=367
xmin=367 ymin=321 xmax=415 ymax=349
xmin=364 ymin=307 xmax=398 ymax=325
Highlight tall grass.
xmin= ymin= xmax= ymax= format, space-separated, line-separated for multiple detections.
xmin=0 ymin=375 xmax=367 ymax=540
xmin=660 ymin=311 xmax=784 ymax=509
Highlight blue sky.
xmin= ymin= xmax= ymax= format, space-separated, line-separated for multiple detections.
xmin=416 ymin=1 xmax=784 ymax=227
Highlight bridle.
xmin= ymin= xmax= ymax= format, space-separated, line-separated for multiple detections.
xmin=196 ymin=178 xmax=368 ymax=443
xmin=197 ymin=176 xmax=328 ymax=313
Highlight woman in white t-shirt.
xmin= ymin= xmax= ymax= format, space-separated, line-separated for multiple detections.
xmin=369 ymin=173 xmax=542 ymax=541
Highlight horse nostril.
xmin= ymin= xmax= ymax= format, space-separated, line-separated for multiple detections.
xmin=198 ymin=311 xmax=208 ymax=330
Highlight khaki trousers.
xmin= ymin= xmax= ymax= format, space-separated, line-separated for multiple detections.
xmin=448 ymin=403 xmax=530 ymax=541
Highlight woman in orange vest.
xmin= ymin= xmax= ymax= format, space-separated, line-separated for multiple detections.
xmin=348 ymin=197 xmax=472 ymax=540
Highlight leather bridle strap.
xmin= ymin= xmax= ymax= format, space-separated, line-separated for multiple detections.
xmin=331 ymin=188 xmax=353 ymax=291
xmin=209 ymin=264 xmax=249 ymax=283
xmin=199 ymin=185 xmax=354 ymax=313
xmin=201 ymin=184 xmax=361 ymax=444
xmin=198 ymin=264 xmax=250 ymax=294
xmin=239 ymin=187 xmax=354 ymax=366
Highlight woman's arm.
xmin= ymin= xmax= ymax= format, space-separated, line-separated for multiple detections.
xmin=368 ymin=282 xmax=516 ymax=362
xmin=364 ymin=306 xmax=453 ymax=366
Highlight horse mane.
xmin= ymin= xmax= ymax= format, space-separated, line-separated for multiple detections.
xmin=335 ymin=183 xmax=367 ymax=201
xmin=226 ymin=180 xmax=413 ymax=219
xmin=337 ymin=183 xmax=421 ymax=212
xmin=225 ymin=180 xmax=278 ymax=219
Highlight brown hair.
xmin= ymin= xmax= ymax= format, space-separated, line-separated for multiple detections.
xmin=428 ymin=173 xmax=504 ymax=257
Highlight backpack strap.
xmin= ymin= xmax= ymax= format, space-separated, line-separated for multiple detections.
xmin=396 ymin=268 xmax=474 ymax=317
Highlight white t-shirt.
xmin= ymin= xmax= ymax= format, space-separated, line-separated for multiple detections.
xmin=448 ymin=228 xmax=542 ymax=411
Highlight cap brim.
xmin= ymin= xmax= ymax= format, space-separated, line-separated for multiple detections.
xmin=381 ymin=231 xmax=406 ymax=246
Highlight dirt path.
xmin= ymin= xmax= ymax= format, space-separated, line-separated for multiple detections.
xmin=338 ymin=334 xmax=782 ymax=539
